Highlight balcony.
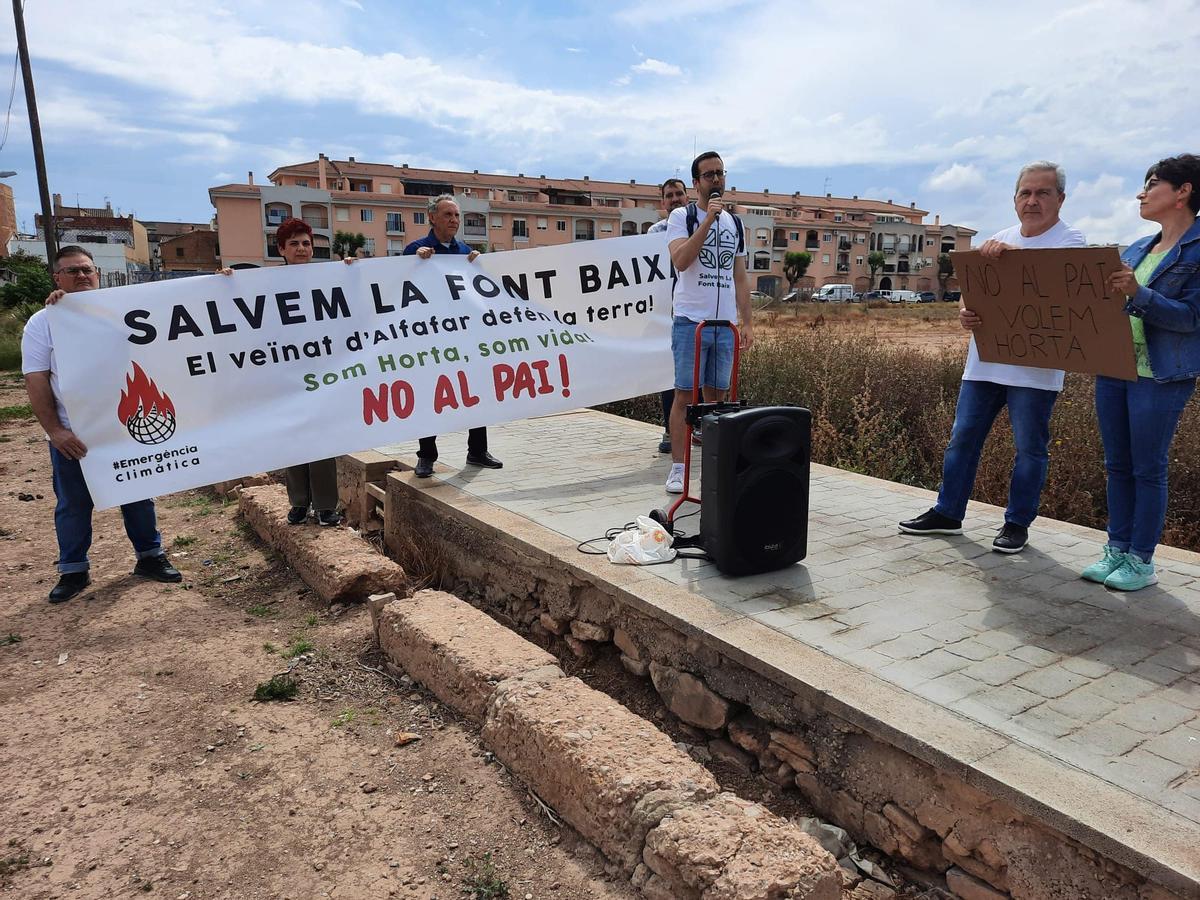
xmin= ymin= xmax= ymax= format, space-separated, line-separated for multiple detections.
xmin=463 ymin=226 xmax=486 ymax=239
xmin=265 ymin=212 xmax=289 ymax=227
xmin=836 ymin=263 xmax=850 ymax=273
xmin=838 ymin=239 xmax=851 ymax=250
xmin=805 ymin=241 xmax=819 ymax=252
xmin=303 ymin=215 xmax=329 ymax=230
xmin=773 ymin=239 xmax=789 ymax=249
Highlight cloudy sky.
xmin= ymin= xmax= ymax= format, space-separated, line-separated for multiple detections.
xmin=1 ymin=0 xmax=1197 ymax=243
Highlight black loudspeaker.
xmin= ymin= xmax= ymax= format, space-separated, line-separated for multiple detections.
xmin=700 ymin=406 xmax=811 ymax=575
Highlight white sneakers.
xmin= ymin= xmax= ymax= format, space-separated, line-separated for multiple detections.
xmin=665 ymin=463 xmax=685 ymax=494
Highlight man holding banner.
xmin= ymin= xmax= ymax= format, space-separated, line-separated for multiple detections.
xmin=22 ymin=246 xmax=183 ymax=603
xmin=404 ymin=194 xmax=502 ymax=478
xmin=649 ymin=177 xmax=689 ymax=455
xmin=900 ymin=162 xmax=1086 ymax=553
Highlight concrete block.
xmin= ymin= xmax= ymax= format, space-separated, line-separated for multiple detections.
xmin=482 ymin=674 xmax=718 ymax=874
xmin=239 ymin=484 xmax=406 ymax=603
xmin=642 ymin=793 xmax=842 ymax=900
xmin=376 ymin=589 xmax=560 ymax=723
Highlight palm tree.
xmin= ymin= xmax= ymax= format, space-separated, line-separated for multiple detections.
xmin=333 ymin=231 xmax=366 ymax=258
xmin=867 ymin=251 xmax=886 ymax=290
xmin=783 ymin=251 xmax=812 ymax=295
xmin=937 ymin=253 xmax=955 ymax=299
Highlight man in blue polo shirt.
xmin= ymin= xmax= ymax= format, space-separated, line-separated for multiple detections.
xmin=404 ymin=194 xmax=502 ymax=478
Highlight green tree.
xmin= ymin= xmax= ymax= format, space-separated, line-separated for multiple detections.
xmin=867 ymin=251 xmax=886 ymax=291
xmin=0 ymin=251 xmax=53 ymax=316
xmin=937 ymin=253 xmax=955 ymax=299
xmin=782 ymin=251 xmax=812 ymax=295
xmin=332 ymin=231 xmax=366 ymax=258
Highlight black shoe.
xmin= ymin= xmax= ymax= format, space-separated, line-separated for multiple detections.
xmin=287 ymin=506 xmax=309 ymax=525
xmin=49 ymin=572 xmax=90 ymax=603
xmin=316 ymin=509 xmax=343 ymax=527
xmin=133 ymin=554 xmax=183 ymax=583
xmin=992 ymin=523 xmax=1028 ymax=554
xmin=466 ymin=451 xmax=503 ymax=470
xmin=898 ymin=509 xmax=963 ymax=535
xmin=414 ymin=457 xmax=435 ymax=478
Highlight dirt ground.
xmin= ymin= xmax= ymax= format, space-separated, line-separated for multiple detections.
xmin=0 ymin=373 xmax=634 ymax=900
xmin=754 ymin=302 xmax=967 ymax=354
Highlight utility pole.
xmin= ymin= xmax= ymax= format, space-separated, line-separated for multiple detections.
xmin=12 ymin=0 xmax=57 ymax=265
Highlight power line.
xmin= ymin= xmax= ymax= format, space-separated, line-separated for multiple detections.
xmin=0 ymin=1 xmax=21 ymax=153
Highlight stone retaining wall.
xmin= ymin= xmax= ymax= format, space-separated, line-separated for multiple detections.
xmin=374 ymin=590 xmax=843 ymax=899
xmin=382 ymin=472 xmax=1187 ymax=900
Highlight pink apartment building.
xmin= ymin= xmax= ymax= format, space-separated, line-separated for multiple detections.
xmin=208 ymin=154 xmax=975 ymax=295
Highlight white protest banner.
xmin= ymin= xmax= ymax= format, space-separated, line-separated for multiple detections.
xmin=48 ymin=234 xmax=674 ymax=508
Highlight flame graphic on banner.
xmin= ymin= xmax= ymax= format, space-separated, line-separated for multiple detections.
xmin=117 ymin=363 xmax=178 ymax=445
xmin=118 ymin=363 xmax=175 ymax=423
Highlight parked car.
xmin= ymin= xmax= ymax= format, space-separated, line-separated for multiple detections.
xmin=862 ymin=290 xmax=890 ymax=301
xmin=781 ymin=290 xmax=800 ymax=302
xmin=943 ymin=290 xmax=961 ymax=303
xmin=850 ymin=292 xmax=864 ymax=303
xmin=749 ymin=290 xmax=772 ymax=306
xmin=917 ymin=291 xmax=937 ymax=303
xmin=895 ymin=290 xmax=922 ymax=303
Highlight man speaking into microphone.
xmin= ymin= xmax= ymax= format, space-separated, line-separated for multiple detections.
xmin=662 ymin=151 xmax=753 ymax=493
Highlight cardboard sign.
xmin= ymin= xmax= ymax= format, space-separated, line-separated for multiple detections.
xmin=951 ymin=246 xmax=1136 ymax=380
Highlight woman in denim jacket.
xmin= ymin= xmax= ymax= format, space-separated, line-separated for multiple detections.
xmin=1082 ymin=154 xmax=1200 ymax=591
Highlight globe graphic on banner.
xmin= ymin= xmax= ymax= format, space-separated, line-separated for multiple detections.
xmin=117 ymin=363 xmax=178 ymax=446
xmin=126 ymin=409 xmax=176 ymax=445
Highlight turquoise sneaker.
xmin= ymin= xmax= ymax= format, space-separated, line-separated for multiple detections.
xmin=1103 ymin=554 xmax=1158 ymax=592
xmin=1081 ymin=546 xmax=1126 ymax=583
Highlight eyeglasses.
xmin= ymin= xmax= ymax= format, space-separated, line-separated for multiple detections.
xmin=1143 ymin=178 xmax=1162 ymax=192
xmin=698 ymin=169 xmax=726 ymax=181
xmin=58 ymin=265 xmax=97 ymax=276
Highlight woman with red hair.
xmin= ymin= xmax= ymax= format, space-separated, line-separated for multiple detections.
xmin=273 ymin=218 xmax=343 ymax=526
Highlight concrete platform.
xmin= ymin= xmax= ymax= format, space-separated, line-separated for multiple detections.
xmin=372 ymin=409 xmax=1200 ymax=896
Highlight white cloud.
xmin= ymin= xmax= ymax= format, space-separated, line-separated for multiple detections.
xmin=1068 ymin=173 xmax=1149 ymax=244
xmin=631 ymin=58 xmax=682 ymax=77
xmin=925 ymin=163 xmax=986 ymax=192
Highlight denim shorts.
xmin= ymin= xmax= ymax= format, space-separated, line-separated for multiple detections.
xmin=672 ymin=316 xmax=734 ymax=392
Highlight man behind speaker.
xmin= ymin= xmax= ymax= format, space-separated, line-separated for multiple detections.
xmin=649 ymin=177 xmax=690 ymax=454
xmin=899 ymin=161 xmax=1086 ymax=553
xmin=663 ymin=151 xmax=754 ymax=493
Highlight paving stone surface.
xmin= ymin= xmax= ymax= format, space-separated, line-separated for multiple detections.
xmin=375 ymin=410 xmax=1200 ymax=826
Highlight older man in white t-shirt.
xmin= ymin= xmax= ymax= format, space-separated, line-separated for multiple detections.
xmin=900 ymin=162 xmax=1086 ymax=553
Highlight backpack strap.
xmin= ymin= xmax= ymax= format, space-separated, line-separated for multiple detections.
xmin=685 ymin=202 xmax=699 ymax=237
xmin=687 ymin=202 xmax=745 ymax=256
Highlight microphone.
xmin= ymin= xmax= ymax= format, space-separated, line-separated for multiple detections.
xmin=708 ymin=189 xmax=722 ymax=201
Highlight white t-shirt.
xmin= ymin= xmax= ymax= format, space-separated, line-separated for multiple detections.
xmin=648 ymin=218 xmax=668 ymax=234
xmin=21 ymin=308 xmax=71 ymax=430
xmin=962 ymin=219 xmax=1087 ymax=391
xmin=665 ymin=205 xmax=747 ymax=323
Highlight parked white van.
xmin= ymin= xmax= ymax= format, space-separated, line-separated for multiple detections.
xmin=888 ymin=290 xmax=921 ymax=303
xmin=812 ymin=283 xmax=855 ymax=302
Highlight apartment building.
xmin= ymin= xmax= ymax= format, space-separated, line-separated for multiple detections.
xmin=208 ymin=155 xmax=975 ymax=294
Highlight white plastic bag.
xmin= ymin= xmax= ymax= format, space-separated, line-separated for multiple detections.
xmin=606 ymin=516 xmax=677 ymax=565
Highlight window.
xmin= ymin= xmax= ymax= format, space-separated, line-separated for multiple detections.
xmin=360 ymin=209 xmax=374 ymax=223
xmin=557 ymin=220 xmax=567 ymax=231
xmin=855 ymin=234 xmax=866 ymax=243
xmin=512 ymin=218 xmax=528 ymax=238
xmin=823 ymin=232 xmax=832 ymax=241
xmin=356 ymin=184 xmax=369 ymax=192
xmin=600 ymin=223 xmax=613 ymax=233
xmin=822 ymin=254 xmax=830 ymax=264
xmin=536 ymin=217 xmax=547 ymax=230
xmin=491 ymin=215 xmax=503 ymax=228
xmin=295 ymin=179 xmax=308 ymax=188
xmin=388 ymin=240 xmax=405 ymax=255
xmin=753 ymin=251 xmax=771 ymax=271
xmin=790 ymin=232 xmax=800 ymax=241
xmin=413 ymin=212 xmax=426 ymax=225
xmin=175 ymin=247 xmax=185 ymax=257
xmin=856 ymin=256 xmax=864 ymax=265
xmin=833 ymin=213 xmax=843 ymax=222
xmin=363 ymin=238 xmax=375 ymax=255
xmin=386 ymin=212 xmax=404 ymax=232
xmin=755 ymin=228 xmax=769 ymax=241
xmin=336 ymin=208 xmax=349 ymax=222
xmin=379 ymin=184 xmax=393 ymax=194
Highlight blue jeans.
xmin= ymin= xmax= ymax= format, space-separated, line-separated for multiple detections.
xmin=672 ymin=317 xmax=734 ymax=392
xmin=50 ymin=444 xmax=163 ymax=574
xmin=934 ymin=379 xmax=1058 ymax=527
xmin=1095 ymin=375 xmax=1195 ymax=561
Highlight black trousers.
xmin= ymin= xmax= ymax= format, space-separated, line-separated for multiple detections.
xmin=418 ymin=427 xmax=488 ymax=461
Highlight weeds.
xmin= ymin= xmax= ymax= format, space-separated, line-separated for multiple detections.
xmin=252 ymin=675 xmax=298 ymax=702
xmin=172 ymin=535 xmax=197 ymax=548
xmin=462 ymin=853 xmax=509 ymax=900
xmin=262 ymin=642 xmax=277 ymax=654
xmin=303 ymin=614 xmax=318 ymax=627
xmin=331 ymin=708 xmax=356 ymax=728
xmin=283 ymin=637 xmax=314 ymax=658
xmin=3 ymin=633 xmax=20 ymax=645
xmin=0 ymin=403 xmax=33 ymax=423
xmin=247 ymin=604 xmax=277 ymax=618
xmin=173 ymin=494 xmax=216 ymax=516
